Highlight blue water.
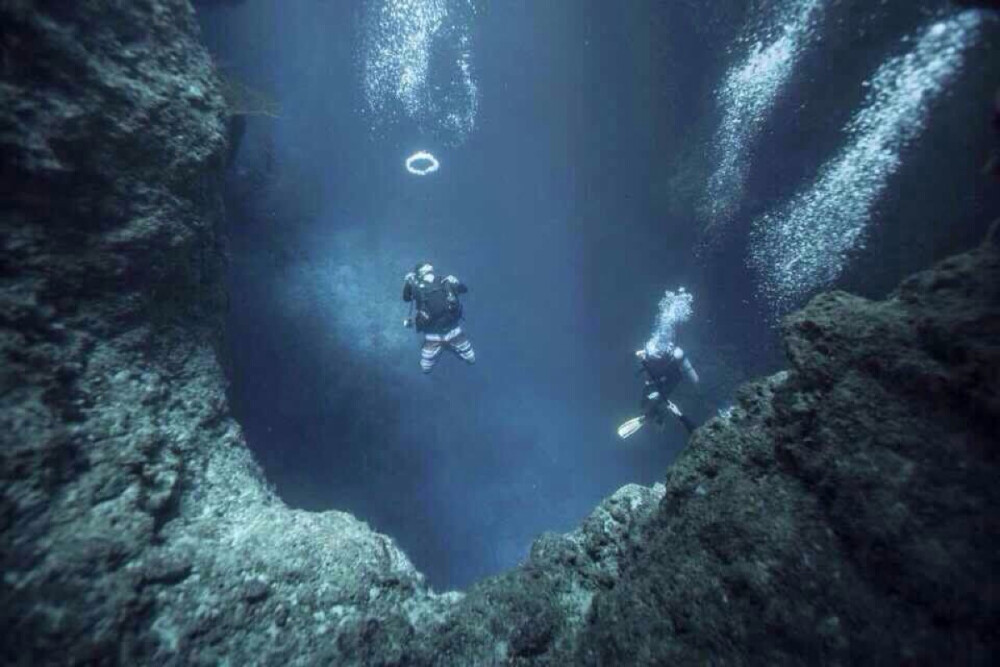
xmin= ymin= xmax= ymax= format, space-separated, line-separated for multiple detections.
xmin=198 ymin=0 xmax=999 ymax=589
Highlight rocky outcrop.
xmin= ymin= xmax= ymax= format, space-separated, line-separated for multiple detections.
xmin=2 ymin=1 xmax=998 ymax=665
xmin=577 ymin=229 xmax=1000 ymax=664
xmin=1 ymin=0 xmax=231 ymax=659
xmin=0 ymin=2 xmax=426 ymax=664
xmin=410 ymin=483 xmax=667 ymax=665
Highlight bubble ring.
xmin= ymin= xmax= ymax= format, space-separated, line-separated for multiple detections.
xmin=405 ymin=150 xmax=440 ymax=176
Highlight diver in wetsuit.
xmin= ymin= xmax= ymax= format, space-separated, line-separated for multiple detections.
xmin=402 ymin=262 xmax=476 ymax=373
xmin=618 ymin=345 xmax=700 ymax=440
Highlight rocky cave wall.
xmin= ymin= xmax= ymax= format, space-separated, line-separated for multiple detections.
xmin=1 ymin=2 xmax=997 ymax=665
xmin=578 ymin=230 xmax=1000 ymax=664
xmin=0 ymin=2 xmax=438 ymax=664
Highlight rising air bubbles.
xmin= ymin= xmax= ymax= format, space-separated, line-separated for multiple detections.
xmin=644 ymin=288 xmax=694 ymax=357
xmin=748 ymin=11 xmax=984 ymax=315
xmin=702 ymin=0 xmax=826 ymax=238
xmin=362 ymin=0 xmax=480 ymax=147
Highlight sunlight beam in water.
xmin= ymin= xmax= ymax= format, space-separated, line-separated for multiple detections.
xmin=279 ymin=229 xmax=413 ymax=362
xmin=749 ymin=11 xmax=984 ymax=315
xmin=702 ymin=0 xmax=826 ymax=238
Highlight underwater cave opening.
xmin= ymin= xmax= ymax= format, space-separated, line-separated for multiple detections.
xmin=198 ymin=0 xmax=1000 ymax=590
xmin=203 ymin=0 xmax=709 ymax=591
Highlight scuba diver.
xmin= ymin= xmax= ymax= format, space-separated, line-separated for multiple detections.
xmin=402 ymin=262 xmax=476 ymax=374
xmin=618 ymin=345 xmax=700 ymax=440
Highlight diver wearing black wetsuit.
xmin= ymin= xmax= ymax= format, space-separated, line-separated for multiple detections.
xmin=635 ymin=346 xmax=700 ymax=435
xmin=402 ymin=262 xmax=475 ymax=373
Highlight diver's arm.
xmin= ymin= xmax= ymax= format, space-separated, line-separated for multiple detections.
xmin=445 ymin=275 xmax=468 ymax=294
xmin=635 ymin=350 xmax=652 ymax=378
xmin=678 ymin=413 xmax=697 ymax=434
xmin=681 ymin=357 xmax=700 ymax=384
xmin=402 ymin=274 xmax=415 ymax=302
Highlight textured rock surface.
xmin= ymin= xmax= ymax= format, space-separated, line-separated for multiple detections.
xmin=2 ymin=1 xmax=998 ymax=665
xmin=411 ymin=483 xmax=667 ymax=665
xmin=578 ymin=230 xmax=1000 ymax=665
xmin=0 ymin=2 xmax=428 ymax=664
xmin=0 ymin=5 xmax=665 ymax=664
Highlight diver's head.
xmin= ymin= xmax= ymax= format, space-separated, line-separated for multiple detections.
xmin=415 ymin=262 xmax=435 ymax=283
xmin=641 ymin=342 xmax=682 ymax=360
xmin=642 ymin=343 xmax=667 ymax=359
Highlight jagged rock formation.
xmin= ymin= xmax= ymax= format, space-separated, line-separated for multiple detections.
xmin=2 ymin=1 xmax=997 ymax=665
xmin=0 ymin=1 xmax=430 ymax=663
xmin=577 ymin=227 xmax=1000 ymax=664
xmin=0 ymin=1 xmax=419 ymax=663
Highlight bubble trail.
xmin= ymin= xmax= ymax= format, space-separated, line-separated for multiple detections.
xmin=644 ymin=288 xmax=694 ymax=357
xmin=703 ymin=0 xmax=826 ymax=237
xmin=362 ymin=0 xmax=479 ymax=145
xmin=749 ymin=11 xmax=984 ymax=315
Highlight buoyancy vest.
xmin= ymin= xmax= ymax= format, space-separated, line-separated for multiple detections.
xmin=642 ymin=354 xmax=683 ymax=397
xmin=413 ymin=278 xmax=462 ymax=333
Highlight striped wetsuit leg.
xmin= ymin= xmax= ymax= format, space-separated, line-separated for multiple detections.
xmin=449 ymin=331 xmax=476 ymax=364
xmin=421 ymin=337 xmax=444 ymax=373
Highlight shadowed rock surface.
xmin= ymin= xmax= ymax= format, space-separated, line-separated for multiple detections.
xmin=577 ymin=227 xmax=1000 ymax=664
xmin=955 ymin=0 xmax=1000 ymax=10
xmin=0 ymin=1 xmax=438 ymax=663
xmin=2 ymin=1 xmax=998 ymax=665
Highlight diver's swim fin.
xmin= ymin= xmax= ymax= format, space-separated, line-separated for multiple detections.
xmin=617 ymin=416 xmax=646 ymax=440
